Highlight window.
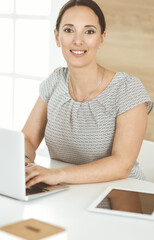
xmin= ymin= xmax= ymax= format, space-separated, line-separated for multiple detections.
xmin=0 ymin=0 xmax=67 ymax=131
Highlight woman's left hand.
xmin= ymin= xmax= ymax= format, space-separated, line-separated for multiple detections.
xmin=25 ymin=163 xmax=64 ymax=188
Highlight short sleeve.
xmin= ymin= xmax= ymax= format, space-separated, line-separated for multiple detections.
xmin=39 ymin=67 xmax=62 ymax=104
xmin=117 ymin=74 xmax=153 ymax=116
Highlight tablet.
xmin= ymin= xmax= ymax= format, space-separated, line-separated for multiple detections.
xmin=88 ymin=187 xmax=154 ymax=221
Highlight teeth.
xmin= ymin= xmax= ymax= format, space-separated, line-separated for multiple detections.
xmin=71 ymin=50 xmax=86 ymax=54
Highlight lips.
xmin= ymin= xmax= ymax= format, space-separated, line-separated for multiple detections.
xmin=70 ymin=50 xmax=87 ymax=56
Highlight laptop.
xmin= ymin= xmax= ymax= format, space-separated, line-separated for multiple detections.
xmin=0 ymin=128 xmax=69 ymax=201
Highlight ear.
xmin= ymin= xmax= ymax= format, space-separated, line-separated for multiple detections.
xmin=54 ymin=29 xmax=60 ymax=47
xmin=100 ymin=31 xmax=106 ymax=44
xmin=98 ymin=31 xmax=106 ymax=49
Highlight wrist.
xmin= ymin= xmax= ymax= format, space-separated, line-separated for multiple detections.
xmin=58 ymin=168 xmax=67 ymax=184
xmin=25 ymin=153 xmax=33 ymax=163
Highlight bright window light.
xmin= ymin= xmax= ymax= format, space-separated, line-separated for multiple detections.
xmin=0 ymin=1 xmax=68 ymax=132
xmin=0 ymin=19 xmax=13 ymax=73
xmin=0 ymin=0 xmax=14 ymax=14
xmin=15 ymin=19 xmax=50 ymax=77
xmin=49 ymin=0 xmax=68 ymax=71
xmin=0 ymin=76 xmax=13 ymax=128
xmin=16 ymin=0 xmax=51 ymax=16
xmin=14 ymin=78 xmax=40 ymax=130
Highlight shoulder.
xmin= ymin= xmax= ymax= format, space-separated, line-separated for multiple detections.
xmin=102 ymin=69 xmax=143 ymax=93
xmin=115 ymin=72 xmax=148 ymax=99
xmin=43 ymin=67 xmax=68 ymax=84
xmin=117 ymin=72 xmax=144 ymax=88
xmin=97 ymin=69 xmax=152 ymax=116
xmin=114 ymin=72 xmax=153 ymax=115
xmin=103 ymin=70 xmax=148 ymax=96
xmin=39 ymin=67 xmax=68 ymax=103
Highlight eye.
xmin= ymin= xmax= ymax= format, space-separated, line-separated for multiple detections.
xmin=85 ymin=29 xmax=95 ymax=34
xmin=64 ymin=28 xmax=73 ymax=33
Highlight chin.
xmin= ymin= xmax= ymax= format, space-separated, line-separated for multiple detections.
xmin=66 ymin=58 xmax=94 ymax=69
xmin=67 ymin=62 xmax=90 ymax=69
xmin=63 ymin=52 xmax=91 ymax=67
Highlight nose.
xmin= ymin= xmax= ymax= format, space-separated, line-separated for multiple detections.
xmin=73 ymin=32 xmax=84 ymax=46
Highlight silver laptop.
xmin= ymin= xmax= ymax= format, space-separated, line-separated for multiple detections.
xmin=0 ymin=128 xmax=69 ymax=201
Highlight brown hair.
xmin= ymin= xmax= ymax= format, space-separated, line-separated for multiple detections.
xmin=56 ymin=0 xmax=106 ymax=34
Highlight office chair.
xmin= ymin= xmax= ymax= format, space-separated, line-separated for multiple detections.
xmin=137 ymin=140 xmax=154 ymax=182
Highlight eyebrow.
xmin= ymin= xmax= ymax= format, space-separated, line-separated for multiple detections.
xmin=85 ymin=25 xmax=97 ymax=29
xmin=62 ymin=24 xmax=97 ymax=29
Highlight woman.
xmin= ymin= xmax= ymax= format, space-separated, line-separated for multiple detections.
xmin=24 ymin=0 xmax=153 ymax=188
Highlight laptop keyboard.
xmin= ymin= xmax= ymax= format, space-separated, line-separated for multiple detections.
xmin=26 ymin=182 xmax=50 ymax=196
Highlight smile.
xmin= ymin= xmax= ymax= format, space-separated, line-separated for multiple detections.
xmin=70 ymin=50 xmax=87 ymax=56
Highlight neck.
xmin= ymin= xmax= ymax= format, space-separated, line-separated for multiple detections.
xmin=68 ymin=63 xmax=100 ymax=95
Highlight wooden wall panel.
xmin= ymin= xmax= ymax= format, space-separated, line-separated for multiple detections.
xmin=95 ymin=0 xmax=154 ymax=141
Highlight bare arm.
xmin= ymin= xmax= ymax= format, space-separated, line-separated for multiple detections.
xmin=60 ymin=102 xmax=148 ymax=183
xmin=26 ymin=102 xmax=148 ymax=187
xmin=22 ymin=97 xmax=47 ymax=163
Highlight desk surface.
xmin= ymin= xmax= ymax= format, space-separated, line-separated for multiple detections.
xmin=0 ymin=155 xmax=154 ymax=240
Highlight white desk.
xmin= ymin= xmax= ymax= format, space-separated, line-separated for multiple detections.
xmin=0 ymin=155 xmax=154 ymax=240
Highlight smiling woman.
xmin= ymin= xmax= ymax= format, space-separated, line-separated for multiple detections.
xmin=22 ymin=0 xmax=153 ymax=189
xmin=54 ymin=4 xmax=105 ymax=72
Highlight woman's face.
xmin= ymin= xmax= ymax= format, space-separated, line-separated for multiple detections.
xmin=54 ymin=6 xmax=105 ymax=68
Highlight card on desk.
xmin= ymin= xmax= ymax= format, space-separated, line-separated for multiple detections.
xmin=0 ymin=219 xmax=67 ymax=240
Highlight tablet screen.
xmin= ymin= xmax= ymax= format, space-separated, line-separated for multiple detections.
xmin=96 ymin=189 xmax=154 ymax=215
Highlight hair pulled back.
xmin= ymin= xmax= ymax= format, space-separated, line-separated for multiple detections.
xmin=56 ymin=0 xmax=106 ymax=34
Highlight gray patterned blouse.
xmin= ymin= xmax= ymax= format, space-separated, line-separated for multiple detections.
xmin=39 ymin=67 xmax=153 ymax=180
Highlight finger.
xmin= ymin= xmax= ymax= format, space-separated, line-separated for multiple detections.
xmin=26 ymin=163 xmax=35 ymax=168
xmin=25 ymin=168 xmax=39 ymax=183
xmin=26 ymin=176 xmax=43 ymax=188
